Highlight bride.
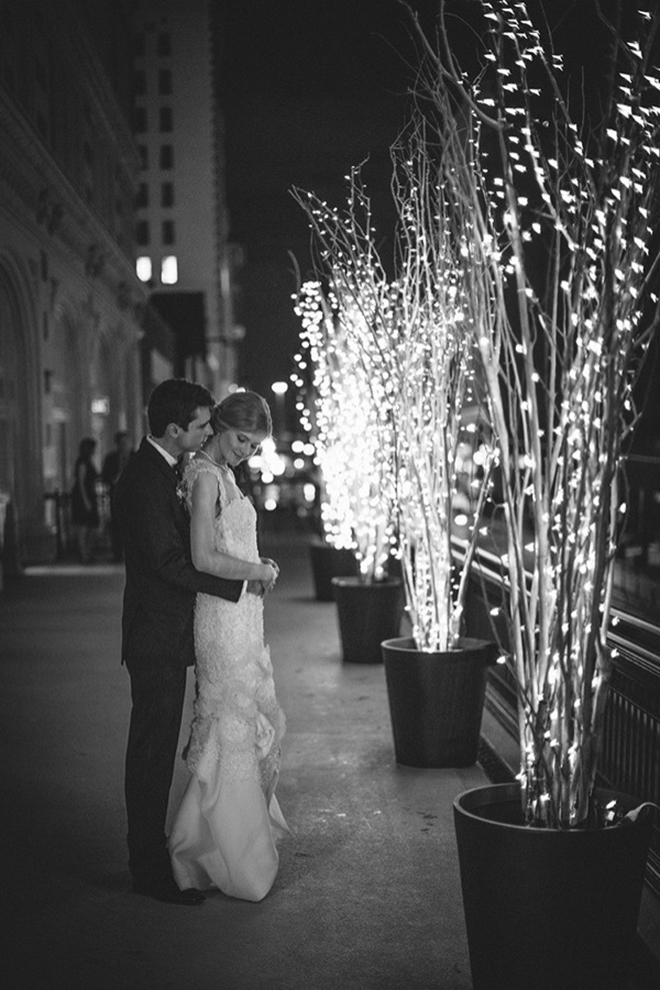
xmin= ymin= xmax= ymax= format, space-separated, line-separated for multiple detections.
xmin=169 ymin=391 xmax=289 ymax=902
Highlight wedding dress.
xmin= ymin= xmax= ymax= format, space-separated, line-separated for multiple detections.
xmin=169 ymin=458 xmax=288 ymax=901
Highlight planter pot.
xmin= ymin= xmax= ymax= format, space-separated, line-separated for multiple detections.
xmin=453 ymin=782 xmax=654 ymax=990
xmin=331 ymin=577 xmax=404 ymax=663
xmin=308 ymin=542 xmax=358 ymax=601
xmin=381 ymin=636 xmax=496 ymax=767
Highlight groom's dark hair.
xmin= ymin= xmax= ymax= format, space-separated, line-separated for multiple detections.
xmin=147 ymin=379 xmax=215 ymax=437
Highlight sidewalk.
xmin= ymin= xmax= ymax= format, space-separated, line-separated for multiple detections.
xmin=1 ymin=527 xmax=489 ymax=990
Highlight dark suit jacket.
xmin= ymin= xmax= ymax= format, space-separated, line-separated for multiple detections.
xmin=113 ymin=438 xmax=242 ymax=669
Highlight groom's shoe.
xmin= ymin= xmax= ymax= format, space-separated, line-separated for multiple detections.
xmin=132 ymin=877 xmax=205 ymax=906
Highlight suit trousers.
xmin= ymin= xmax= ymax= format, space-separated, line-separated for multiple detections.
xmin=124 ymin=662 xmax=187 ymax=883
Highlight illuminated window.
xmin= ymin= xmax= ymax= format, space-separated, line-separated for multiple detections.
xmin=136 ymin=256 xmax=152 ymax=282
xmin=161 ymin=255 xmax=178 ymax=284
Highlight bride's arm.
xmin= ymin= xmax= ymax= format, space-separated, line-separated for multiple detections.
xmin=190 ymin=470 xmax=276 ymax=583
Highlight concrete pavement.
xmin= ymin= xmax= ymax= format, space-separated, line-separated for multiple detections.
xmin=1 ymin=527 xmax=489 ymax=990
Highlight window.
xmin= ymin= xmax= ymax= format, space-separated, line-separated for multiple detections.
xmin=134 ymin=70 xmax=146 ymax=96
xmin=136 ymin=256 xmax=152 ymax=282
xmin=136 ymin=183 xmax=148 ymax=208
xmin=136 ymin=220 xmax=150 ymax=246
xmin=159 ymin=107 xmax=173 ymax=132
xmin=161 ymin=182 xmax=174 ymax=208
xmin=134 ymin=107 xmax=147 ymax=133
xmin=161 ymin=255 xmax=178 ymax=284
xmin=138 ymin=145 xmax=148 ymax=169
xmin=158 ymin=68 xmax=172 ymax=95
xmin=157 ymin=32 xmax=171 ymax=56
xmin=159 ymin=145 xmax=173 ymax=169
xmin=162 ymin=220 xmax=175 ymax=245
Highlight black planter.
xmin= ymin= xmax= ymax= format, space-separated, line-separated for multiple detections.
xmin=331 ymin=576 xmax=404 ymax=663
xmin=453 ymin=782 xmax=654 ymax=990
xmin=308 ymin=542 xmax=358 ymax=601
xmin=381 ymin=636 xmax=496 ymax=767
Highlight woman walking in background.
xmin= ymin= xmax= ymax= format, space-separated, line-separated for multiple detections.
xmin=71 ymin=437 xmax=100 ymax=563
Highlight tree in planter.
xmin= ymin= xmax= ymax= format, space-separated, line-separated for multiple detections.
xmin=293 ymin=279 xmax=396 ymax=582
xmin=292 ymin=132 xmax=495 ymax=651
xmin=404 ymin=0 xmax=660 ymax=826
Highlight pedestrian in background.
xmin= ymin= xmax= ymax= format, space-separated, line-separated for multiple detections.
xmin=103 ymin=431 xmax=133 ymax=561
xmin=70 ymin=437 xmax=99 ymax=564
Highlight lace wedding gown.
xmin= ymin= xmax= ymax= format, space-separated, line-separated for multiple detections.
xmin=169 ymin=458 xmax=288 ymax=902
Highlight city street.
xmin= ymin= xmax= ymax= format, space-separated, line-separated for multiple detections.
xmin=1 ymin=528 xmax=488 ymax=989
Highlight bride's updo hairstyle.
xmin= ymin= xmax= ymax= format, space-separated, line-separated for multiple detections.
xmin=211 ymin=391 xmax=273 ymax=437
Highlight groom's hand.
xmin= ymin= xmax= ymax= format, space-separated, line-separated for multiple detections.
xmin=246 ymin=579 xmax=266 ymax=596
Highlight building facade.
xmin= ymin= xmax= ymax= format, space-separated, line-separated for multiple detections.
xmin=131 ymin=0 xmax=243 ymax=398
xmin=0 ymin=0 xmax=148 ymax=566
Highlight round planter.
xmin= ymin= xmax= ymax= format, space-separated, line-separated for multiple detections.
xmin=331 ymin=577 xmax=404 ymax=663
xmin=308 ymin=542 xmax=358 ymax=601
xmin=453 ymin=782 xmax=654 ymax=990
xmin=381 ymin=636 xmax=496 ymax=767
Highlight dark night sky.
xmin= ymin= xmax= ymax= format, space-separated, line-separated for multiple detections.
xmin=215 ymin=0 xmax=426 ymax=399
xmin=213 ymin=0 xmax=641 ymax=405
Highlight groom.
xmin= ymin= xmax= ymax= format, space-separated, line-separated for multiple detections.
xmin=114 ymin=378 xmax=254 ymax=905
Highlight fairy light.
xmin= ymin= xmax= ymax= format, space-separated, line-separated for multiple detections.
xmin=401 ymin=0 xmax=660 ymax=827
xmin=293 ymin=280 xmax=395 ymax=577
xmin=294 ymin=0 xmax=660 ymax=823
xmin=292 ymin=136 xmax=496 ymax=650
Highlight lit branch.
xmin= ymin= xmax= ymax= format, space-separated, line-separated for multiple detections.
xmin=293 ymin=123 xmax=495 ymax=651
xmin=409 ymin=0 xmax=660 ymax=826
xmin=293 ymin=279 xmax=395 ymax=581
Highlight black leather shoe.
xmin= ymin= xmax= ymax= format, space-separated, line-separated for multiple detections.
xmin=132 ymin=878 xmax=205 ymax=905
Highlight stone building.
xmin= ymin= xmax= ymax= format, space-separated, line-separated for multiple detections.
xmin=0 ymin=0 xmax=243 ymax=573
xmin=0 ymin=0 xmax=151 ymax=567
xmin=131 ymin=0 xmax=244 ymax=398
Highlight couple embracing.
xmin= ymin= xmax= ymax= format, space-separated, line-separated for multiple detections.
xmin=114 ymin=379 xmax=289 ymax=906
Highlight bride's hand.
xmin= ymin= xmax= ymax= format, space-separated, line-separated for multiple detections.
xmin=259 ymin=561 xmax=278 ymax=592
xmin=260 ymin=556 xmax=279 ymax=577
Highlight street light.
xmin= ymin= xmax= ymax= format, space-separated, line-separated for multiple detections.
xmin=271 ymin=381 xmax=288 ymax=434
